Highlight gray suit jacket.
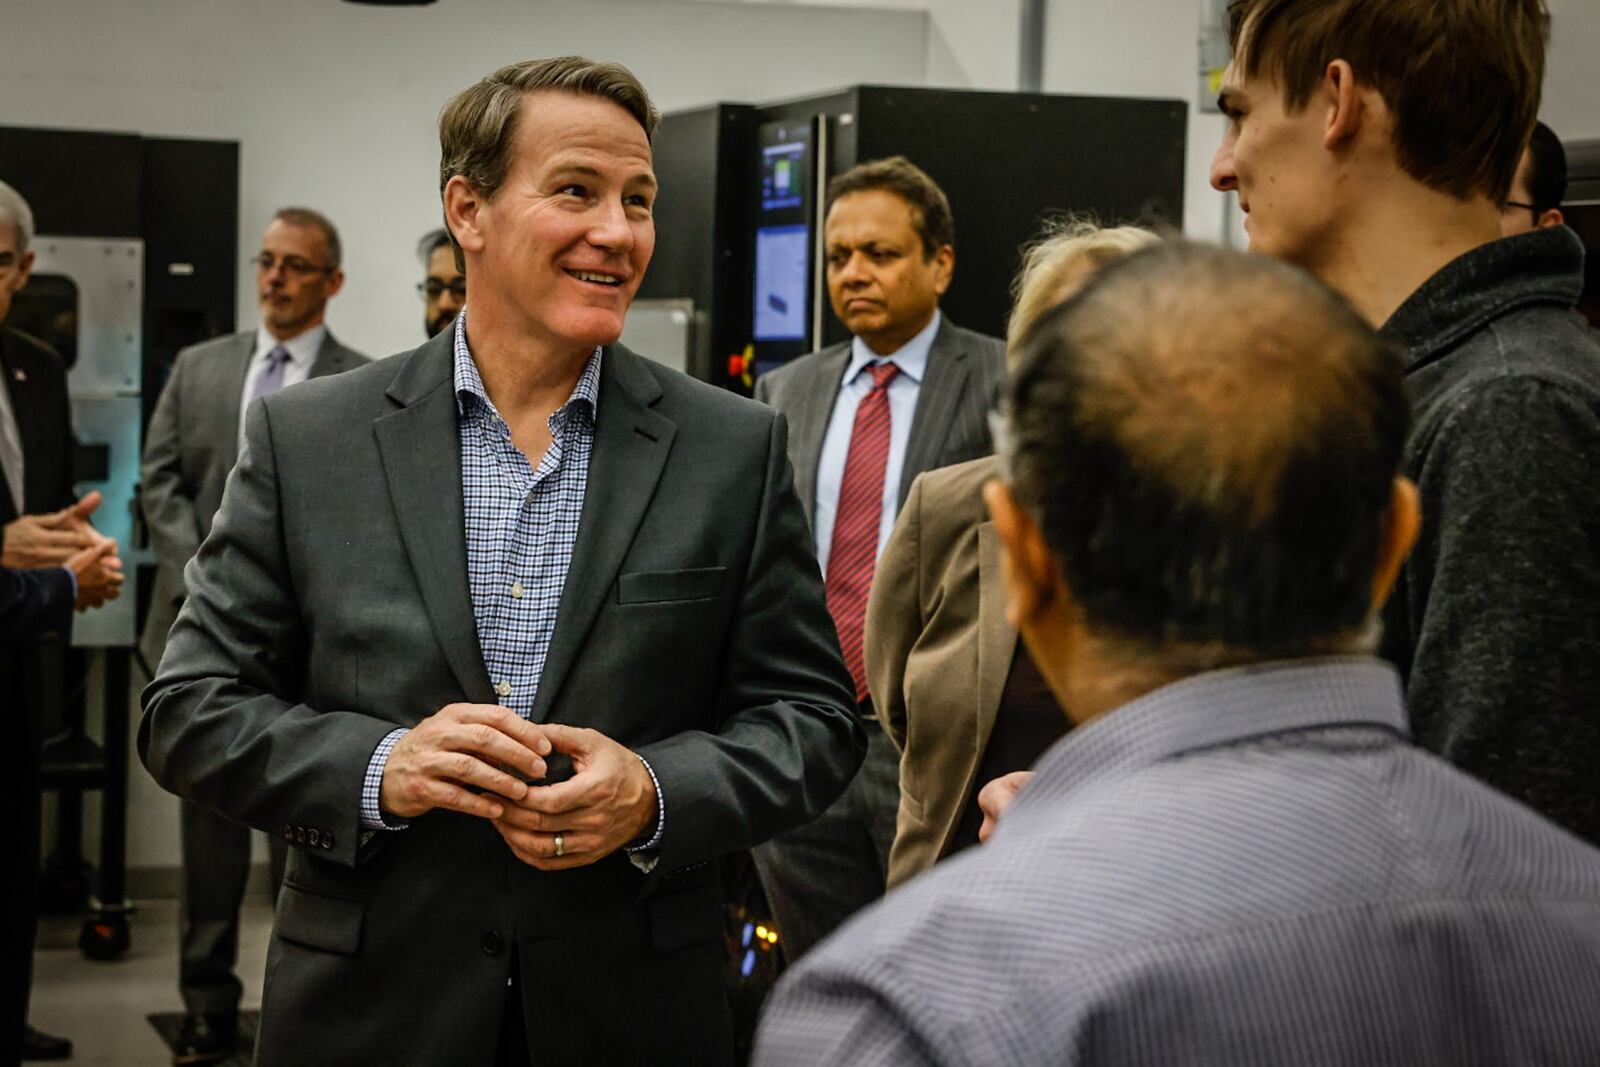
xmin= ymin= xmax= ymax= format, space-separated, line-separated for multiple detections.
xmin=752 ymin=317 xmax=1005 ymax=532
xmin=137 ymin=329 xmax=863 ymax=1064
xmin=139 ymin=329 xmax=367 ymax=660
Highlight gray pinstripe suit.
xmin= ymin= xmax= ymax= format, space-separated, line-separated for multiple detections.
xmin=752 ymin=317 xmax=1005 ymax=961
xmin=756 ymin=658 xmax=1600 ymax=1066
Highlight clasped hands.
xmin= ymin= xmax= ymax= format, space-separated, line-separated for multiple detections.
xmin=1 ymin=491 xmax=125 ymax=610
xmin=378 ymin=703 xmax=658 ymax=871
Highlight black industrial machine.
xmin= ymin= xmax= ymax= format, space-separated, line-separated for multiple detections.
xmin=0 ymin=125 xmax=238 ymax=956
xmin=634 ymin=85 xmax=1188 ymax=392
xmin=1564 ymin=139 xmax=1600 ymax=329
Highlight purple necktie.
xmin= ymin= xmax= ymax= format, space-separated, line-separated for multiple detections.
xmin=251 ymin=345 xmax=291 ymax=401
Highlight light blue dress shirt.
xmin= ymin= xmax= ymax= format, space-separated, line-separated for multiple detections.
xmin=813 ymin=310 xmax=940 ymax=576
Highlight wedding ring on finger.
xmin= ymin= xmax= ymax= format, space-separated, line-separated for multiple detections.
xmin=554 ymin=831 xmax=564 ymax=858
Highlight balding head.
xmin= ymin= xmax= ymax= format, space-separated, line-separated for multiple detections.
xmin=999 ymin=241 xmax=1412 ymax=670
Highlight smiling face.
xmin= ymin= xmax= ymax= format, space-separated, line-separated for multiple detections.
xmin=452 ymin=90 xmax=656 ymax=355
xmin=1210 ymin=65 xmax=1345 ymax=270
xmin=824 ymin=188 xmax=953 ymax=356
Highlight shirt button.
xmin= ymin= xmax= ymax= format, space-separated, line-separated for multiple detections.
xmin=496 ymin=680 xmax=512 ymax=698
xmin=510 ymin=581 xmax=524 ymax=599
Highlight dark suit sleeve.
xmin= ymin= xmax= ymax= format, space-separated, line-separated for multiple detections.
xmin=140 ymin=351 xmax=204 ymax=593
xmin=138 ymin=398 xmax=398 ymax=868
xmin=633 ymin=409 xmax=864 ymax=874
xmin=1 ymin=565 xmax=73 ymax=645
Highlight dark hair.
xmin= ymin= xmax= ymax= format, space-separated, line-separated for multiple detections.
xmin=1003 ymin=241 xmax=1411 ymax=663
xmin=1226 ymin=0 xmax=1548 ymax=204
xmin=1524 ymin=120 xmax=1568 ymax=212
xmin=272 ymin=207 xmax=342 ymax=270
xmin=438 ymin=56 xmax=659 ymax=267
xmin=826 ymin=156 xmax=954 ymax=259
xmin=416 ymin=227 xmax=452 ymax=267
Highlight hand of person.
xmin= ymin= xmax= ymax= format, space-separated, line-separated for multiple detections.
xmin=1 ymin=490 xmax=108 ymax=568
xmin=67 ymin=538 xmax=125 ymax=610
xmin=492 ymin=724 xmax=658 ymax=871
xmin=977 ymin=770 xmax=1034 ymax=844
xmin=379 ymin=703 xmax=552 ymax=821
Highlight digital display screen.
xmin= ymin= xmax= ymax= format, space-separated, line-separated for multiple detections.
xmin=754 ymin=224 xmax=810 ymax=341
xmin=761 ymin=141 xmax=807 ymax=211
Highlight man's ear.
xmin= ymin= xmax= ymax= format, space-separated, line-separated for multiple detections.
xmin=982 ymin=477 xmax=1061 ymax=630
xmin=444 ymin=176 xmax=487 ymax=257
xmin=1538 ymin=207 xmax=1567 ymax=230
xmin=1321 ymin=59 xmax=1365 ymax=151
xmin=1372 ymin=476 xmax=1421 ymax=609
xmin=932 ymin=245 xmax=955 ymax=297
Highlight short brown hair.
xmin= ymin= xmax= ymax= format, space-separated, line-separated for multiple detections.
xmin=271 ymin=207 xmax=342 ymax=270
xmin=826 ymin=156 xmax=954 ymax=259
xmin=438 ymin=56 xmax=659 ymax=263
xmin=1227 ymin=0 xmax=1547 ymax=203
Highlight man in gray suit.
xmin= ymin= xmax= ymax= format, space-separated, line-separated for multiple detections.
xmin=753 ymin=156 xmax=1004 ymax=961
xmin=140 ymin=57 xmax=861 ymax=1066
xmin=140 ymin=206 xmax=366 ymax=1064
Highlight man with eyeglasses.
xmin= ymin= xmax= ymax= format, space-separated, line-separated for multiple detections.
xmin=140 ymin=206 xmax=366 ymax=1065
xmin=1501 ymin=120 xmax=1568 ymax=238
xmin=418 ymin=227 xmax=467 ymax=337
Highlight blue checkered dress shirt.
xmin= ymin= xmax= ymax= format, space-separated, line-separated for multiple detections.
xmin=755 ymin=657 xmax=1600 ymax=1065
xmin=360 ymin=314 xmax=663 ymax=850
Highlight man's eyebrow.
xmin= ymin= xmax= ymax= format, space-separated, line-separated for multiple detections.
xmin=549 ymin=162 xmax=658 ymax=191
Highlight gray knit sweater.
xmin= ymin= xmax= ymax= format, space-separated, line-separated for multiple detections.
xmin=1379 ymin=226 xmax=1600 ymax=846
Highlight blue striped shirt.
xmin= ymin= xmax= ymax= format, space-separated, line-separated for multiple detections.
xmin=360 ymin=315 xmax=662 ymax=851
xmin=755 ymin=657 xmax=1600 ymax=1066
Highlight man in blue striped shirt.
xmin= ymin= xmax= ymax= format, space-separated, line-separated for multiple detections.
xmin=755 ymin=242 xmax=1600 ymax=1065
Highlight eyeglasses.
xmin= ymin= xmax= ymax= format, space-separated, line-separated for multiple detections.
xmin=1502 ymin=199 xmax=1540 ymax=218
xmin=417 ymin=279 xmax=467 ymax=300
xmin=251 ymin=253 xmax=335 ymax=277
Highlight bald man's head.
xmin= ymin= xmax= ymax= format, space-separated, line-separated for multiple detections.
xmin=1001 ymin=241 xmax=1411 ymax=663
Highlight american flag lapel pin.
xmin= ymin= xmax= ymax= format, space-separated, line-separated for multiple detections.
xmin=11 ymin=368 xmax=24 ymax=383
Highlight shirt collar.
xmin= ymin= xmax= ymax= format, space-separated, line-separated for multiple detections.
xmin=843 ymin=308 xmax=941 ymax=387
xmin=1006 ymin=657 xmax=1409 ymax=829
xmin=254 ymin=323 xmax=326 ymax=368
xmin=1379 ymin=226 xmax=1585 ymax=372
xmin=451 ymin=310 xmax=602 ymax=427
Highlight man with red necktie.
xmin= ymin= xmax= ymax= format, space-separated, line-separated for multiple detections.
xmin=754 ymin=156 xmax=1005 ymax=961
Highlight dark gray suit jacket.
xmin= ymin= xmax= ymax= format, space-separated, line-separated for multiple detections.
xmin=137 ymin=328 xmax=862 ymax=1064
xmin=752 ymin=317 xmax=1005 ymax=531
xmin=139 ymin=329 xmax=367 ymax=660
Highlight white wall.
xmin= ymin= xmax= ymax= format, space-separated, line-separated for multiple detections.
xmin=9 ymin=0 xmax=929 ymax=872
xmin=6 ymin=0 xmax=929 ymax=364
xmin=1546 ymin=0 xmax=1600 ymax=140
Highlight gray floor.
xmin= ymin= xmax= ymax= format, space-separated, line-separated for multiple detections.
xmin=29 ymin=899 xmax=273 ymax=1067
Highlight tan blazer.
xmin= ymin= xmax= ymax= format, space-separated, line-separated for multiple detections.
xmin=866 ymin=455 xmax=1018 ymax=889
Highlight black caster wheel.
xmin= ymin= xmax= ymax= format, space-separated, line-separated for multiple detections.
xmin=79 ymin=908 xmax=132 ymax=960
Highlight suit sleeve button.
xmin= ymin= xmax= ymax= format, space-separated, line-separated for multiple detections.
xmin=481 ymin=931 xmax=505 ymax=956
xmin=322 ymin=832 xmax=334 ymax=850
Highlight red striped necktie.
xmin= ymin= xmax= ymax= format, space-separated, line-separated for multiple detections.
xmin=826 ymin=360 xmax=901 ymax=705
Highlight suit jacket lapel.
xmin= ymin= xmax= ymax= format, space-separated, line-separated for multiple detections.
xmin=899 ymin=320 xmax=971 ymax=506
xmin=791 ymin=344 xmax=851 ymax=528
xmin=975 ymin=520 xmax=1014 ymax=758
xmin=373 ymin=332 xmax=493 ymax=703
xmin=220 ymin=332 xmax=257 ymax=466
xmin=308 ymin=332 xmax=355 ymax=379
xmin=531 ymin=344 xmax=675 ymax=722
xmin=0 ymin=332 xmax=27 ymax=524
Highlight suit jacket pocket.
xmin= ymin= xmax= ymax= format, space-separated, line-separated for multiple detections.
xmin=617 ymin=566 xmax=727 ymax=605
xmin=274 ymin=882 xmax=365 ymax=955
xmin=646 ymin=872 xmax=723 ymax=953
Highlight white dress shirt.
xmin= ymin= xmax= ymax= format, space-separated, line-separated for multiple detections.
xmin=813 ymin=310 xmax=940 ymax=576
xmin=238 ymin=323 xmax=324 ymax=451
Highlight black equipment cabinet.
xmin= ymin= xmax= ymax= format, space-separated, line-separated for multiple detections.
xmin=0 ymin=125 xmax=238 ymax=959
xmin=644 ymin=85 xmax=1188 ymax=392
